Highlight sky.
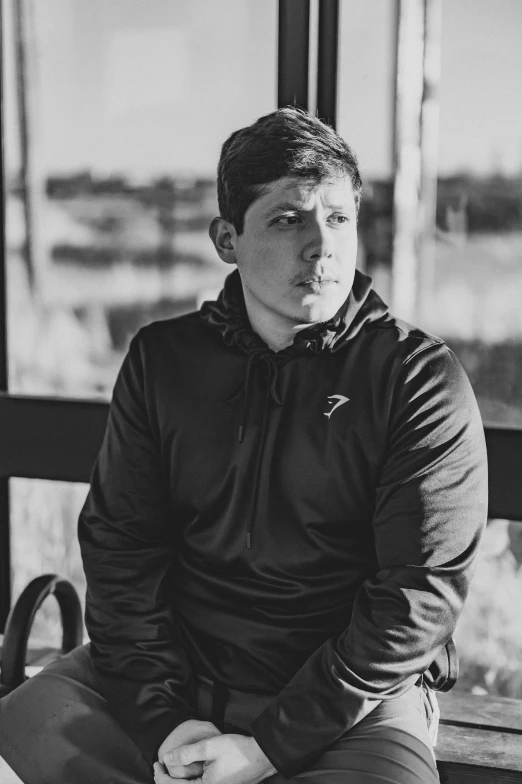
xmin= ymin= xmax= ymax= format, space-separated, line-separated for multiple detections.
xmin=3 ymin=0 xmax=522 ymax=181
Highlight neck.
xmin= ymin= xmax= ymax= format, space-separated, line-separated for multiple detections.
xmin=242 ymin=286 xmax=312 ymax=352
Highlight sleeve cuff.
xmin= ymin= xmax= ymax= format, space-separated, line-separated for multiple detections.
xmin=137 ymin=709 xmax=196 ymax=765
xmin=250 ymin=701 xmax=326 ymax=779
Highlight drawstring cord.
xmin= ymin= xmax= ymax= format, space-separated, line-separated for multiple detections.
xmin=245 ymin=376 xmax=273 ymax=549
xmin=238 ymin=353 xmax=284 ymax=549
xmin=266 ymin=355 xmax=283 ymax=406
xmin=238 ymin=354 xmax=282 ymax=443
xmin=238 ymin=353 xmax=257 ymax=443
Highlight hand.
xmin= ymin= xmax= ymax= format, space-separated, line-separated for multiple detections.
xmin=154 ymin=719 xmax=221 ymax=781
xmin=162 ymin=733 xmax=276 ymax=784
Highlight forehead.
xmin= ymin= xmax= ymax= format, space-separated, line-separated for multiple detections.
xmin=253 ymin=176 xmax=356 ymax=213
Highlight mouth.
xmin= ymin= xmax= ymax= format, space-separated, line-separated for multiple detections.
xmin=296 ymin=277 xmax=337 ymax=289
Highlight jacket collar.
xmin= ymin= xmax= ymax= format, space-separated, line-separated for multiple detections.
xmin=200 ymin=268 xmax=389 ymax=357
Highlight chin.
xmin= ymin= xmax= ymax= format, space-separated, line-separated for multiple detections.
xmin=297 ymin=293 xmax=346 ymax=324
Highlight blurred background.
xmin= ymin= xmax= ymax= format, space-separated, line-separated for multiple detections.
xmin=1 ymin=0 xmax=522 ymax=698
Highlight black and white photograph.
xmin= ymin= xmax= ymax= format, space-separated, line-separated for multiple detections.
xmin=0 ymin=1 xmax=521 ymax=782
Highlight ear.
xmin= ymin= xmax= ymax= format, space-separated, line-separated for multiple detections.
xmin=209 ymin=217 xmax=238 ymax=265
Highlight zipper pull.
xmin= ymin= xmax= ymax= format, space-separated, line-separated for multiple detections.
xmin=246 ymin=532 xmax=252 ymax=549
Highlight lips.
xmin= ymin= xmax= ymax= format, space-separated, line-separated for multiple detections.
xmin=297 ymin=278 xmax=336 ymax=285
xmin=296 ymin=279 xmax=338 ymax=297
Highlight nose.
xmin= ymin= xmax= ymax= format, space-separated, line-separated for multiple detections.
xmin=302 ymin=220 xmax=333 ymax=263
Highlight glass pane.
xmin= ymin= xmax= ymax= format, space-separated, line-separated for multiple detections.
xmin=421 ymin=0 xmax=522 ymax=426
xmin=10 ymin=478 xmax=89 ymax=647
xmin=435 ymin=2 xmax=522 ymax=699
xmin=336 ymin=0 xmax=396 ymax=305
xmin=3 ymin=0 xmax=277 ymax=398
xmin=337 ymin=0 xmax=395 ymax=182
xmin=454 ymin=519 xmax=522 ymax=699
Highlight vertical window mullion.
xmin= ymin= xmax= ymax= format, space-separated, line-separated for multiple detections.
xmin=0 ymin=0 xmax=12 ymax=631
xmin=278 ymin=0 xmax=310 ymax=110
xmin=317 ymin=0 xmax=339 ymax=128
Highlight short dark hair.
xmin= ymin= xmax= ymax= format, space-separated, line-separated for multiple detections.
xmin=217 ymin=107 xmax=362 ymax=235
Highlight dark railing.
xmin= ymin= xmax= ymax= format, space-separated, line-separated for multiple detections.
xmin=1 ymin=392 xmax=521 ymax=516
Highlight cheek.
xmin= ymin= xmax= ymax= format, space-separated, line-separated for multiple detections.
xmin=335 ymin=234 xmax=358 ymax=263
xmin=338 ymin=230 xmax=357 ymax=249
xmin=238 ymin=250 xmax=278 ymax=293
xmin=244 ymin=243 xmax=290 ymax=281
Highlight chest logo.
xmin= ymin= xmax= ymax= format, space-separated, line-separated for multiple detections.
xmin=324 ymin=394 xmax=350 ymax=419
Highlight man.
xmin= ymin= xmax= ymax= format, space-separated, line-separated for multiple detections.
xmin=0 ymin=108 xmax=487 ymax=784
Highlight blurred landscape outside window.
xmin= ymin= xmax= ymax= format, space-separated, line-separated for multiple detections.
xmin=5 ymin=0 xmax=277 ymax=399
xmin=433 ymin=0 xmax=522 ymax=700
xmin=2 ymin=0 xmax=522 ymax=697
xmin=9 ymin=478 xmax=89 ymax=645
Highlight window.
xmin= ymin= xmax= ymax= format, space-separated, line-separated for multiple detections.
xmin=4 ymin=0 xmax=278 ymax=399
xmin=430 ymin=0 xmax=522 ymax=698
xmin=9 ymin=478 xmax=88 ymax=645
xmin=422 ymin=0 xmax=522 ymax=428
xmin=337 ymin=0 xmax=395 ymax=292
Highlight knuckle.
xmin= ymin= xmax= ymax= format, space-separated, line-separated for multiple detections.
xmin=179 ymin=745 xmax=191 ymax=764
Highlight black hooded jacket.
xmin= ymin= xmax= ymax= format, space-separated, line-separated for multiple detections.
xmin=79 ymin=269 xmax=488 ymax=777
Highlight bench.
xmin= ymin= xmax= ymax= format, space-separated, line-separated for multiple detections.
xmin=1 ymin=394 xmax=522 ymax=781
xmin=434 ymin=426 xmax=522 ymax=782
xmin=437 ymin=690 xmax=522 ymax=782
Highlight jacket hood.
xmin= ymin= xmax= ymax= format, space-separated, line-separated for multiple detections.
xmin=200 ymin=268 xmax=389 ymax=356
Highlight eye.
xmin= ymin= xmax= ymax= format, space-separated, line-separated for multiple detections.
xmin=329 ymin=214 xmax=349 ymax=224
xmin=274 ymin=215 xmax=302 ymax=225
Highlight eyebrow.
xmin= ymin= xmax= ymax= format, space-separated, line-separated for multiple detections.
xmin=262 ymin=202 xmax=303 ymax=218
xmin=262 ymin=202 xmax=349 ymax=218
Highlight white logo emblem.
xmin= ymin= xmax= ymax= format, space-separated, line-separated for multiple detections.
xmin=324 ymin=394 xmax=350 ymax=419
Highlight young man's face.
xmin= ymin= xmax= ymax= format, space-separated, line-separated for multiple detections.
xmin=234 ymin=175 xmax=358 ymax=328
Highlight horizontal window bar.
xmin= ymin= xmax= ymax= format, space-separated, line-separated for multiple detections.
xmin=0 ymin=393 xmax=520 ymax=521
xmin=0 ymin=393 xmax=108 ymax=483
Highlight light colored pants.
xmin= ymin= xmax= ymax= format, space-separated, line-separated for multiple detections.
xmin=0 ymin=644 xmax=439 ymax=784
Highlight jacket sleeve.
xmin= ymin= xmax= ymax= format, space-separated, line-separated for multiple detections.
xmin=78 ymin=332 xmax=196 ymax=764
xmin=250 ymin=343 xmax=488 ymax=778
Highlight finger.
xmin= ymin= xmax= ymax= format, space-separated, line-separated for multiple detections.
xmin=162 ymin=746 xmax=200 ymax=772
xmin=159 ymin=720 xmax=222 ymax=759
xmin=153 ymin=761 xmax=177 ymax=783
xmin=155 ymin=775 xmax=193 ymax=784
xmin=178 ymin=739 xmax=210 ymax=766
xmin=162 ymin=746 xmax=205 ymax=778
xmin=164 ymin=761 xmax=204 ymax=779
xmin=155 ymin=776 xmax=192 ymax=784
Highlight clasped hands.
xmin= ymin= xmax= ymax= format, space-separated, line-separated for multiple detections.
xmin=153 ymin=719 xmax=276 ymax=784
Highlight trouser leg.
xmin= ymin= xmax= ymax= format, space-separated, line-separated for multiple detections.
xmin=0 ymin=644 xmax=153 ymax=784
xmin=282 ymin=689 xmax=440 ymax=784
xmin=1 ymin=648 xmax=440 ymax=784
xmin=199 ymin=678 xmax=440 ymax=784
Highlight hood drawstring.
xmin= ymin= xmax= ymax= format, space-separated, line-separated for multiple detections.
xmin=239 ymin=354 xmax=284 ymax=550
xmin=267 ymin=356 xmax=283 ymax=406
xmin=238 ymin=354 xmax=282 ymax=443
